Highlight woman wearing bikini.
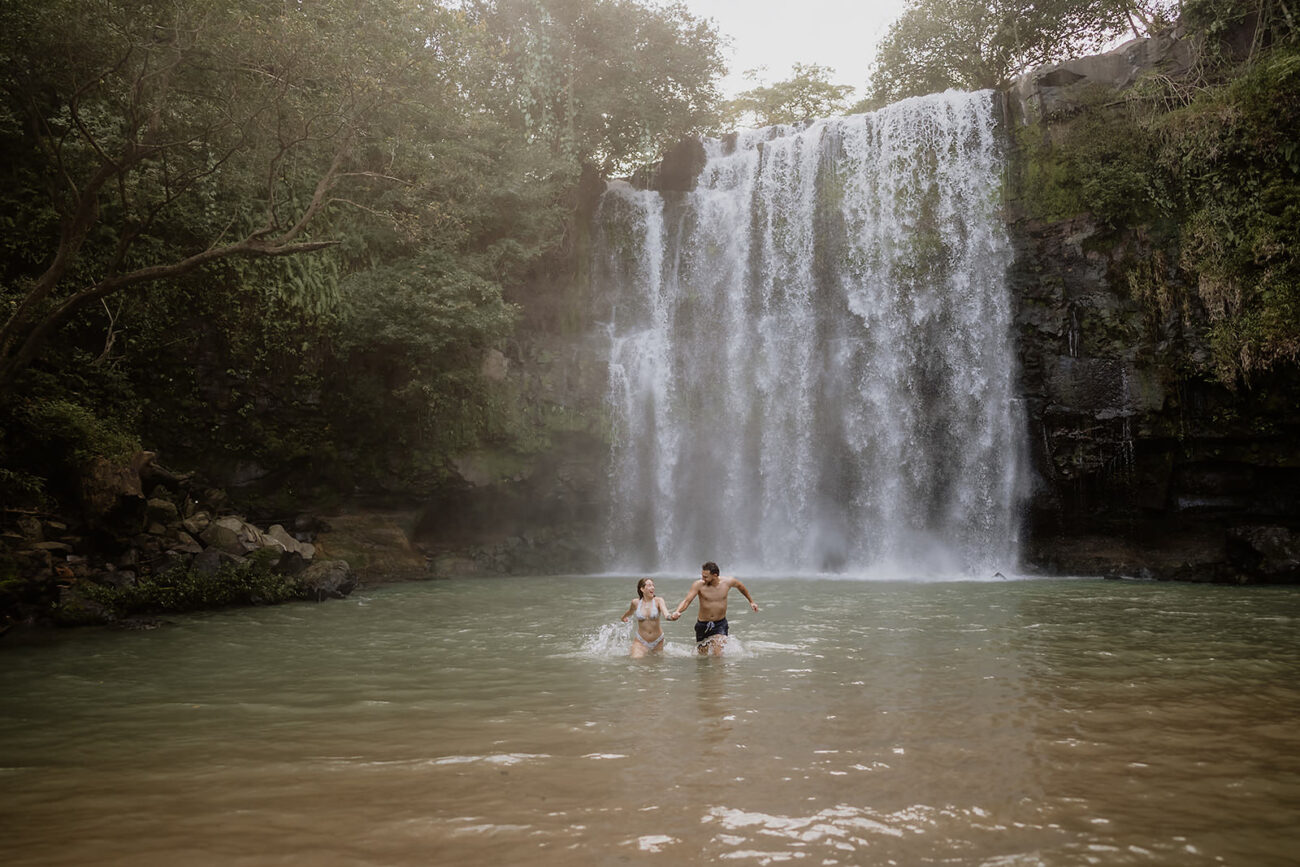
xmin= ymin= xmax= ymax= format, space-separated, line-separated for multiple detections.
xmin=620 ymin=578 xmax=679 ymax=657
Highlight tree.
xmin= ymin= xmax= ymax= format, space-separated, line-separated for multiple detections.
xmin=464 ymin=0 xmax=727 ymax=175
xmin=0 ymin=0 xmax=458 ymax=394
xmin=725 ymin=63 xmax=856 ymax=128
xmin=867 ymin=0 xmax=1179 ymax=105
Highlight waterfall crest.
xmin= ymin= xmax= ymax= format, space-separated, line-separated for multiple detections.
xmin=594 ymin=90 xmax=1025 ymax=577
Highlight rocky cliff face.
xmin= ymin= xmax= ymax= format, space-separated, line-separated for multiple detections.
xmin=1007 ymin=211 xmax=1300 ymax=581
xmin=1005 ymin=30 xmax=1300 ymax=581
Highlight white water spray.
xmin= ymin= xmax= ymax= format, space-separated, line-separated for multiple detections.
xmin=594 ymin=91 xmax=1025 ymax=576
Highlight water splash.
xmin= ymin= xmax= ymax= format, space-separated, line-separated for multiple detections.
xmin=581 ymin=622 xmax=637 ymax=656
xmin=576 ymin=622 xmax=750 ymax=658
xmin=594 ymin=91 xmax=1026 ymax=577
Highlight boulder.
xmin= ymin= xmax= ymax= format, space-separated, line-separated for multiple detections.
xmin=139 ymin=459 xmax=187 ymax=494
xmin=182 ymin=512 xmax=212 ymax=536
xmin=273 ymin=551 xmax=310 ymax=577
xmin=80 ymin=451 xmax=152 ymax=530
xmin=235 ymin=521 xmax=270 ymax=552
xmin=170 ymin=531 xmax=203 ymax=555
xmin=146 ymin=497 xmax=180 ymax=526
xmin=265 ymin=525 xmax=310 ymax=558
xmin=56 ymin=585 xmax=113 ymax=626
xmin=200 ymin=488 xmax=229 ymax=511
xmin=16 ymin=515 xmax=43 ymax=542
xmin=298 ymin=559 xmax=357 ymax=601
xmin=200 ymin=517 xmax=247 ymax=556
xmin=1009 ymin=28 xmax=1195 ymax=121
xmin=199 ymin=514 xmax=297 ymax=559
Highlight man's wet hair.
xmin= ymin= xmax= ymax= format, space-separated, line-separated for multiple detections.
xmin=702 ymin=561 xmax=720 ymax=575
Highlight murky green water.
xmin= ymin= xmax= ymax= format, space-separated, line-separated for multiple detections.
xmin=2 ymin=576 xmax=1299 ymax=865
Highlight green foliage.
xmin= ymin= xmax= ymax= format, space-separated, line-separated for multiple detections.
xmin=725 ymin=64 xmax=856 ymax=128
xmin=1152 ymin=46 xmax=1300 ymax=382
xmin=79 ymin=559 xmax=300 ymax=616
xmin=328 ymin=250 xmax=519 ymax=480
xmin=869 ymin=0 xmax=1178 ymax=103
xmin=16 ymin=398 xmax=138 ymax=469
xmin=465 ymin=0 xmax=726 ymax=174
xmin=1017 ymin=25 xmax=1300 ymax=386
xmin=1181 ymin=0 xmax=1297 ymax=58
xmin=0 ymin=0 xmax=727 ymax=512
xmin=0 ymin=0 xmax=483 ymax=390
xmin=1015 ymin=88 xmax=1170 ymax=227
xmin=0 ymin=339 xmax=142 ymax=504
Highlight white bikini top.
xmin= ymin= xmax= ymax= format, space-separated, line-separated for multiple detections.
xmin=635 ymin=599 xmax=660 ymax=621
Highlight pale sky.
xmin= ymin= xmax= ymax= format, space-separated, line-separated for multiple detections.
xmin=677 ymin=0 xmax=912 ymax=99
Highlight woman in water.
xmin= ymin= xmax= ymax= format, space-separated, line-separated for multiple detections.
xmin=620 ymin=577 xmax=678 ymax=657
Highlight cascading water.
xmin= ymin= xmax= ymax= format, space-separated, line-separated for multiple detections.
xmin=594 ymin=90 xmax=1025 ymax=577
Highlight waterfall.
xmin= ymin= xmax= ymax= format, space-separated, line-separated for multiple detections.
xmin=593 ymin=90 xmax=1025 ymax=577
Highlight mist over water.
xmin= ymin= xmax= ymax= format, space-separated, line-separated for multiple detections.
xmin=595 ymin=90 xmax=1025 ymax=576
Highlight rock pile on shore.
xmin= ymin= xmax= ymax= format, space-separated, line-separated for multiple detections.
xmin=2 ymin=451 xmax=356 ymax=628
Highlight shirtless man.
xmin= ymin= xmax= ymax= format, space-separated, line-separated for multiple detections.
xmin=671 ymin=561 xmax=759 ymax=656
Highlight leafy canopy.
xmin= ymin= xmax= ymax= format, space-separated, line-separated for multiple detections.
xmin=2 ymin=0 xmax=731 ymax=506
xmin=0 ymin=0 xmax=482 ymax=392
xmin=725 ymin=64 xmax=856 ymax=128
xmin=868 ymin=0 xmax=1178 ymax=104
xmin=464 ymin=0 xmax=727 ymax=175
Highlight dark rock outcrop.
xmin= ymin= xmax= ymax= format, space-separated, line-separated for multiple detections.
xmin=1007 ymin=28 xmax=1195 ymax=121
xmin=631 ymin=138 xmax=707 ymax=192
xmin=1006 ymin=27 xmax=1300 ymax=581
xmin=1226 ymin=526 xmax=1300 ymax=583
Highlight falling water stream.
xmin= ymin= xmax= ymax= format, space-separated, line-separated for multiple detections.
xmin=596 ymin=91 xmax=1024 ymax=576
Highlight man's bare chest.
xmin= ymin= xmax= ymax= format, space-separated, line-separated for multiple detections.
xmin=698 ymin=584 xmax=729 ymax=605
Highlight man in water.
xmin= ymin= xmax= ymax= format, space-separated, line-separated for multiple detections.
xmin=671 ymin=561 xmax=759 ymax=655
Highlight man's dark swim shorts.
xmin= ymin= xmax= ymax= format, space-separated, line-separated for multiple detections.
xmin=695 ymin=617 xmax=729 ymax=644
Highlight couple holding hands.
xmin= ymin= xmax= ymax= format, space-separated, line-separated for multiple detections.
xmin=620 ymin=561 xmax=759 ymax=657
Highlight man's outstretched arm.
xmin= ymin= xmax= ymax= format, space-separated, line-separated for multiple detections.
xmin=731 ymin=577 xmax=759 ymax=612
xmin=673 ymin=582 xmax=701 ymax=617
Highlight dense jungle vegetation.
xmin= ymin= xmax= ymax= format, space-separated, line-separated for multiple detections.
xmin=0 ymin=0 xmax=727 ymax=512
xmin=1 ymin=0 xmax=1297 ymax=615
xmin=1013 ymin=0 xmax=1299 ymax=384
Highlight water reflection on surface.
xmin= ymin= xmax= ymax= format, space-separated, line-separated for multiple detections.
xmin=2 ymin=576 xmax=1299 ymax=865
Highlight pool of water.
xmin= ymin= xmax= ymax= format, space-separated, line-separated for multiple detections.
xmin=2 ymin=575 xmax=1299 ymax=865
